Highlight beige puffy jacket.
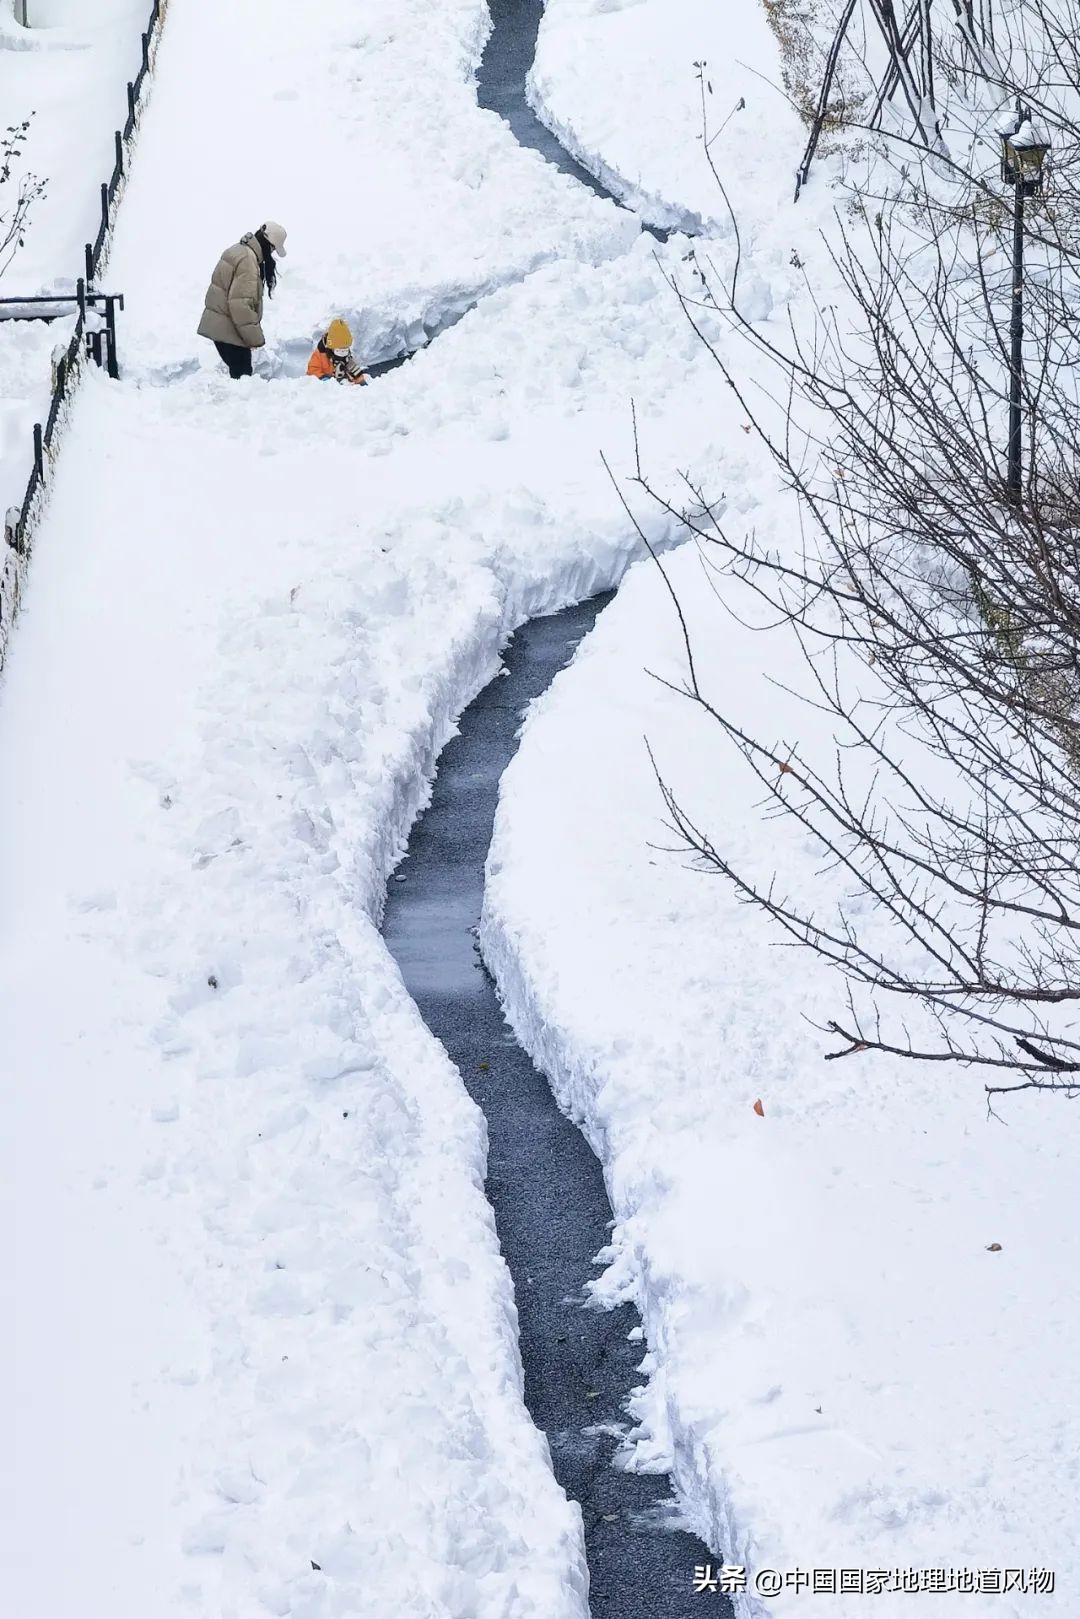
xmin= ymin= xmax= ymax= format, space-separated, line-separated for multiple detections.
xmin=197 ymin=234 xmax=266 ymax=349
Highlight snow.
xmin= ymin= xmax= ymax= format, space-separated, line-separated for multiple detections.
xmin=0 ymin=0 xmax=148 ymax=292
xmin=478 ymin=2 xmax=1080 ymax=1613
xmin=529 ymin=0 xmax=808 ymax=233
xmin=482 ymin=539 xmax=1080 ymax=1615
xmin=110 ymin=0 xmax=639 ymax=378
xmin=1 ymin=0 xmax=743 ymax=1613
xmin=0 ymin=317 xmax=57 ymax=505
xmin=6 ymin=0 xmax=1075 ymax=1608
xmin=0 ymin=0 xmax=149 ymax=520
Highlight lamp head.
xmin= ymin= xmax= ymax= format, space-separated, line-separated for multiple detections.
xmin=1000 ymin=113 xmax=1050 ymax=194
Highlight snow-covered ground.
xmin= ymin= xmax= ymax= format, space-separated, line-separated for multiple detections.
xmin=483 ymin=543 xmax=1080 ymax=1617
xmin=0 ymin=0 xmax=148 ymax=292
xmin=479 ymin=1 xmax=1080 ymax=1614
xmin=529 ymin=0 xmax=807 ymax=233
xmin=1 ymin=0 xmax=747 ymax=1614
xmin=7 ymin=0 xmax=1072 ymax=1611
xmin=0 ymin=0 xmax=151 ymax=512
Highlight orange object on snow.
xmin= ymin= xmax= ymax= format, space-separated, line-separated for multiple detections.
xmin=306 ymin=347 xmax=336 ymax=380
xmin=753 ymin=1098 xmax=765 ymax=1116
xmin=306 ymin=346 xmax=367 ymax=384
xmin=306 ymin=324 xmax=368 ymax=385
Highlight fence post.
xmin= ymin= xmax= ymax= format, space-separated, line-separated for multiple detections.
xmin=4 ymin=0 xmax=162 ymax=596
xmin=105 ymin=297 xmax=119 ymax=380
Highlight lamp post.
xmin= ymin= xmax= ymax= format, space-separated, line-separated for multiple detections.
xmin=999 ymin=106 xmax=1050 ymax=505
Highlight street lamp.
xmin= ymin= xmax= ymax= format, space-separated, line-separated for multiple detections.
xmin=999 ymin=105 xmax=1050 ymax=505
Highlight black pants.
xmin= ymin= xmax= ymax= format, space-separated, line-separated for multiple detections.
xmin=213 ymin=340 xmax=253 ymax=379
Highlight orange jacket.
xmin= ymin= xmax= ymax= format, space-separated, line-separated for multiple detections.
xmin=306 ymin=346 xmax=367 ymax=384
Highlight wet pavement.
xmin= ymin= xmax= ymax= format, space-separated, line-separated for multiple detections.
xmin=477 ymin=0 xmax=667 ymax=240
xmin=382 ymin=601 xmax=730 ymax=1618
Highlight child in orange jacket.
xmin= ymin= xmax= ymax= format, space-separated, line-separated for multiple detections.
xmin=307 ymin=318 xmax=369 ymax=385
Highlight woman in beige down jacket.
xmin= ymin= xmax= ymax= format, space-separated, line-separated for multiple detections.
xmin=197 ymin=220 xmax=288 ymax=379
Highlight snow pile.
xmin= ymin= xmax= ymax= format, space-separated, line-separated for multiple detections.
xmin=480 ymin=522 xmax=1080 ymax=1617
xmin=2 ymin=430 xmax=588 ymax=1615
xmin=529 ymin=0 xmax=808 ymax=234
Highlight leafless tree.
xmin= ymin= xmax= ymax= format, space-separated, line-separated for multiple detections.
xmin=0 ymin=116 xmax=46 ymax=282
xmin=633 ymin=5 xmax=1080 ymax=1097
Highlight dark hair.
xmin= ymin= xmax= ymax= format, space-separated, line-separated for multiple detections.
xmin=254 ymin=229 xmax=277 ymax=298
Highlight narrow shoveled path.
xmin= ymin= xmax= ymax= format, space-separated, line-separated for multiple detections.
xmin=477 ymin=0 xmax=667 ymax=240
xmin=370 ymin=0 xmax=665 ymax=382
xmin=382 ymin=601 xmax=731 ymax=1618
xmin=477 ymin=0 xmax=617 ymax=202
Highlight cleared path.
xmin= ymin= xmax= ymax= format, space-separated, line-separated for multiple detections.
xmin=383 ymin=601 xmax=731 ymax=1618
xmin=477 ymin=0 xmax=667 ymax=240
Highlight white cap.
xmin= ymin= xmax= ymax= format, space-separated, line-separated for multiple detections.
xmin=261 ymin=220 xmax=287 ymax=257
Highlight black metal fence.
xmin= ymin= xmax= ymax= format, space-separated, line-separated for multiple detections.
xmin=86 ymin=1 xmax=165 ymax=289
xmin=2 ymin=0 xmax=168 ymax=565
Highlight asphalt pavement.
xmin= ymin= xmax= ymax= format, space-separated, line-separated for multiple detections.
xmin=382 ymin=602 xmax=731 ymax=1617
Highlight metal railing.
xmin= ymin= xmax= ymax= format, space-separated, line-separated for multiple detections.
xmin=85 ymin=1 xmax=165 ymax=289
xmin=2 ymin=0 xmax=168 ymax=595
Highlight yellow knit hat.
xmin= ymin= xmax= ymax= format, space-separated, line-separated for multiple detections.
xmin=325 ymin=318 xmax=352 ymax=351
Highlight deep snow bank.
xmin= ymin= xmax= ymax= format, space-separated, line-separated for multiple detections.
xmin=480 ymin=541 xmax=1080 ymax=1617
xmin=528 ymin=0 xmax=807 ymax=235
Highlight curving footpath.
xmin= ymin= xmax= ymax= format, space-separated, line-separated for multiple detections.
xmin=477 ymin=0 xmax=667 ymax=241
xmin=383 ymin=603 xmax=731 ymax=1619
xmin=384 ymin=9 xmax=728 ymax=1615
xmin=369 ymin=0 xmax=666 ymax=387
